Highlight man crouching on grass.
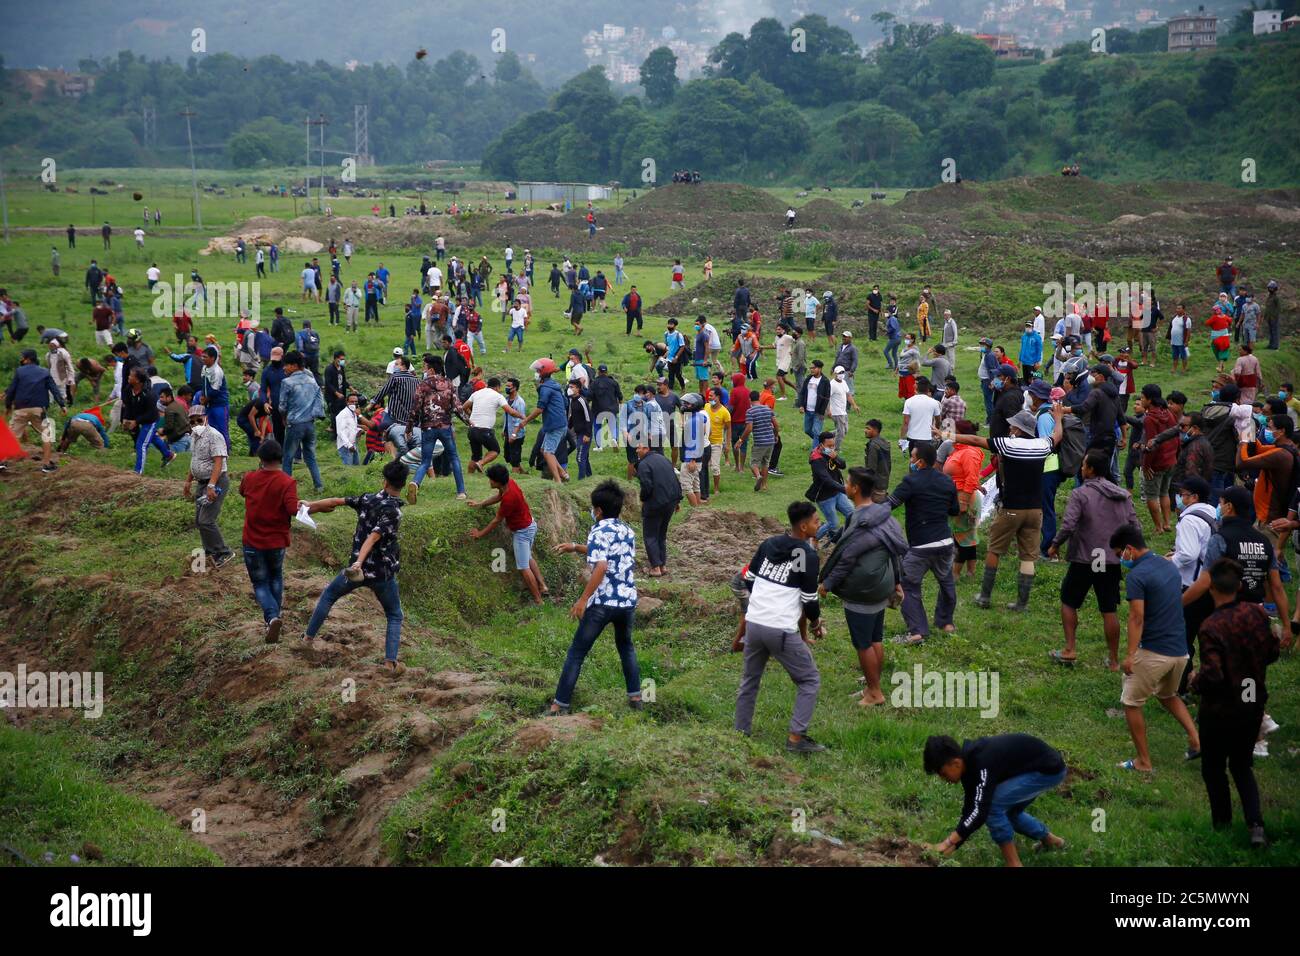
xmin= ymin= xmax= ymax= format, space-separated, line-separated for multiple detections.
xmin=924 ymin=732 xmax=1068 ymax=867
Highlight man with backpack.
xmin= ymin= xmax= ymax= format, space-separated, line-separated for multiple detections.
xmin=270 ymin=307 xmax=296 ymax=351
xmin=820 ymin=466 xmax=907 ymax=707
xmin=295 ymin=321 xmax=322 ymax=383
xmin=1028 ymin=380 xmax=1082 ymax=555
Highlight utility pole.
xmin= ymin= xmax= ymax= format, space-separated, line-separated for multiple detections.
xmin=354 ymin=104 xmax=369 ymax=166
xmin=308 ymin=114 xmax=328 ymax=213
xmin=180 ymin=109 xmax=202 ymax=230
xmin=304 ymin=114 xmax=312 ymax=195
xmin=142 ymin=102 xmax=157 ymax=149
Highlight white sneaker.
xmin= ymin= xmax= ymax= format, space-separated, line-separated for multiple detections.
xmin=1253 ymin=740 xmax=1269 ymax=758
xmin=1261 ymin=715 xmax=1280 ymax=735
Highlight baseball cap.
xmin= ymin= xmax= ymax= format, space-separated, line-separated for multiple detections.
xmin=1008 ymin=410 xmax=1039 ymax=435
xmin=597 ymin=364 xmax=608 ymax=372
xmin=841 ymin=330 xmax=852 ymax=338
xmin=393 ymin=347 xmax=404 ymax=356
xmin=568 ymin=348 xmax=581 ymax=356
xmin=833 ymin=365 xmax=845 ymax=375
xmin=997 ymin=363 xmax=1018 ymax=378
xmin=188 ymin=404 xmax=208 ymax=420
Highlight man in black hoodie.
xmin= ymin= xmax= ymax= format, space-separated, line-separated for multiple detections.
xmin=635 ymin=440 xmax=682 ymax=577
xmin=1198 ymin=382 xmax=1240 ymax=504
xmin=589 ymin=364 xmax=623 ymax=449
xmin=270 ymin=307 xmax=296 ymax=351
xmin=924 ymin=733 xmax=1067 ymax=867
xmin=1069 ymin=364 xmax=1121 ymax=467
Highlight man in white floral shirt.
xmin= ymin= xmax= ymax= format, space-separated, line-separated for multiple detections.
xmin=547 ymin=480 xmax=642 ymax=715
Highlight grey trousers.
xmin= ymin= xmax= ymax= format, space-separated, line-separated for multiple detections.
xmin=734 ymin=620 xmax=821 ymax=736
xmin=832 ymin=414 xmax=848 ymax=451
xmin=194 ymin=472 xmax=233 ymax=560
xmin=900 ymin=544 xmax=957 ymax=637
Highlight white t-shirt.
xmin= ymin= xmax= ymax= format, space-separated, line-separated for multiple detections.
xmin=567 ymin=363 xmax=590 ymax=388
xmin=134 ymin=228 xmax=145 ymax=242
xmin=703 ymin=323 xmax=721 ymax=350
xmin=147 ymin=266 xmax=161 ymax=282
xmin=805 ymin=295 xmax=818 ymax=319
xmin=466 ymin=387 xmax=509 ymax=428
xmin=828 ymin=378 xmax=849 ymax=417
xmin=804 ymin=374 xmax=822 ymax=409
xmin=775 ymin=334 xmax=794 ymax=370
xmin=427 ymin=266 xmax=442 ymax=287
xmin=504 ymin=247 xmax=513 ymax=261
xmin=1032 ymin=313 xmax=1045 ymax=338
xmin=902 ymin=394 xmax=942 ymax=440
xmin=385 ymin=359 xmax=401 ymax=374
xmin=510 ymin=307 xmax=528 ymax=329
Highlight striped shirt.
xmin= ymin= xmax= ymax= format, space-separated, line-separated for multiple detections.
xmin=747 ymin=403 xmax=776 ymax=446
xmin=373 ymin=370 xmax=418 ymax=426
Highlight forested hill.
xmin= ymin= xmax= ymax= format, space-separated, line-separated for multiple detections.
xmin=1 ymin=14 xmax=1296 ymax=188
xmin=484 ymin=19 xmax=1300 ymax=188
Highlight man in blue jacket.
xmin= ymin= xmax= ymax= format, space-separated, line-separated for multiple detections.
xmin=5 ymin=348 xmax=66 ymax=472
xmin=521 ymin=357 xmax=569 ymax=483
xmin=1018 ymin=321 xmax=1043 ymax=384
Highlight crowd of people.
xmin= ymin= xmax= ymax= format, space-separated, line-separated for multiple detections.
xmin=2 ymin=233 xmax=1293 ymax=862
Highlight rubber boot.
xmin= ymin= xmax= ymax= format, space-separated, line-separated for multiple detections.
xmin=1006 ymin=573 xmax=1034 ymax=612
xmin=973 ymin=565 xmax=997 ymax=609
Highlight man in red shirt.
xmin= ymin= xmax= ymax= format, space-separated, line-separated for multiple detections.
xmin=467 ymin=464 xmax=548 ymax=605
xmin=172 ymin=309 xmax=193 ymax=346
xmin=238 ymin=438 xmax=326 ymax=643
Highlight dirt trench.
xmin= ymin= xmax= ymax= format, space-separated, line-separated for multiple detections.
xmin=0 ymin=458 xmax=500 ymax=865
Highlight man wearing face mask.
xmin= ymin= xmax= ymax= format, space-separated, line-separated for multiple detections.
xmin=976 ymin=337 xmax=998 ymax=423
xmin=182 ymin=404 xmax=234 ymax=569
xmin=324 ymin=350 xmax=349 ymax=435
xmin=989 ymin=363 xmax=1025 ymax=441
xmin=1236 ymin=414 xmax=1300 ymax=565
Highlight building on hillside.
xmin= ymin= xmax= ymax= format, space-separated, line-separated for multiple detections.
xmin=1253 ymin=10 xmax=1283 ymax=33
xmin=10 ymin=68 xmax=96 ymax=99
xmin=973 ymin=32 xmax=1036 ymax=58
xmin=1284 ymin=15 xmax=1300 ymax=30
xmin=516 ymin=182 xmax=614 ymax=206
xmin=1167 ymin=11 xmax=1218 ymax=51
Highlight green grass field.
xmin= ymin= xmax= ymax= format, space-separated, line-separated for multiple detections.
xmin=1 ymin=169 xmax=1298 ymax=867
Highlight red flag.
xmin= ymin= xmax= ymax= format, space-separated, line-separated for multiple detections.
xmin=0 ymin=417 xmax=25 ymax=461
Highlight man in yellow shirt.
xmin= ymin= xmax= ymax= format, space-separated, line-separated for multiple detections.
xmin=706 ymin=390 xmax=731 ymax=495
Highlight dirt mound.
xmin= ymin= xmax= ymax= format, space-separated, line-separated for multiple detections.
xmin=766 ymin=833 xmax=932 ymax=867
xmin=510 ymin=714 xmax=604 ymax=754
xmin=627 ymin=182 xmax=787 ymax=217
xmin=797 ymin=198 xmax=857 ymax=229
xmin=668 ymin=508 xmax=787 ymax=584
xmin=894 ymin=181 xmax=986 ymax=215
xmin=649 ymin=274 xmax=816 ymax=318
xmin=232 ymin=213 xmax=472 ymax=252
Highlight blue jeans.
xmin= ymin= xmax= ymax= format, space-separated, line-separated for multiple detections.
xmin=816 ymin=493 xmax=854 ymax=540
xmin=242 ymin=546 xmax=285 ymax=623
xmin=884 ymin=337 xmax=900 ymax=368
xmin=553 ymin=604 xmax=640 ymax=708
xmin=387 ymin=422 xmax=420 ymax=456
xmin=980 ymin=379 xmax=994 ymax=423
xmin=338 ymin=445 xmax=359 ymax=466
xmin=416 ymin=426 xmax=463 ymax=493
xmin=1209 ymin=469 xmax=1232 ymax=507
xmin=802 ymin=412 xmax=823 ymax=443
xmin=168 ymin=434 xmax=192 ymax=453
xmin=984 ymin=767 xmax=1067 ymax=846
xmin=306 ymin=572 xmax=404 ymax=662
xmin=282 ymin=421 xmax=323 ymax=489
xmin=1040 ymin=469 xmax=1064 ymax=553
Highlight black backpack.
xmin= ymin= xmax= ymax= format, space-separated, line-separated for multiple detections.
xmin=820 ymin=534 xmax=899 ymax=606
